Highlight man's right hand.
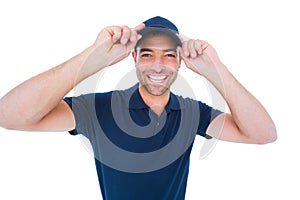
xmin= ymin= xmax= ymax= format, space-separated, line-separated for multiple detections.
xmin=84 ymin=24 xmax=145 ymax=71
xmin=0 ymin=23 xmax=144 ymax=132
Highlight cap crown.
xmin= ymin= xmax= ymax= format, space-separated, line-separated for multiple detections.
xmin=143 ymin=16 xmax=179 ymax=33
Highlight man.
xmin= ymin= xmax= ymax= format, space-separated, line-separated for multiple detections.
xmin=0 ymin=16 xmax=276 ymax=199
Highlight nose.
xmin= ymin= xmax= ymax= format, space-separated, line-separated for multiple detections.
xmin=152 ymin=56 xmax=165 ymax=73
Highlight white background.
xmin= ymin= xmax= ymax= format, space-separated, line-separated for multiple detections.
xmin=0 ymin=0 xmax=299 ymax=199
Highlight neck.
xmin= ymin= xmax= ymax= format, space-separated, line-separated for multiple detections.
xmin=138 ymin=85 xmax=170 ymax=116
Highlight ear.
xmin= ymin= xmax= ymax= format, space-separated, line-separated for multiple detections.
xmin=178 ymin=57 xmax=182 ymax=69
xmin=177 ymin=46 xmax=182 ymax=69
xmin=132 ymin=51 xmax=137 ymax=63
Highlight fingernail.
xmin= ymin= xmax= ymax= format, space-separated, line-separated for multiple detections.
xmin=121 ymin=37 xmax=128 ymax=44
xmin=184 ymin=50 xmax=189 ymax=57
xmin=130 ymin=35 xmax=136 ymax=42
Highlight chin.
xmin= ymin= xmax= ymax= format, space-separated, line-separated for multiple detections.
xmin=145 ymin=84 xmax=170 ymax=96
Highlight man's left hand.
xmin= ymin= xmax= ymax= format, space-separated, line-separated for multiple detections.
xmin=178 ymin=37 xmax=224 ymax=78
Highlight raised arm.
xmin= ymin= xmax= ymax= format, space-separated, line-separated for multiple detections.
xmin=0 ymin=24 xmax=144 ymax=131
xmin=179 ymin=38 xmax=277 ymax=144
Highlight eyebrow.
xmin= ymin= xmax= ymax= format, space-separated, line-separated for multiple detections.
xmin=138 ymin=48 xmax=177 ymax=53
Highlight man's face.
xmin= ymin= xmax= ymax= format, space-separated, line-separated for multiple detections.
xmin=134 ymin=34 xmax=181 ymax=96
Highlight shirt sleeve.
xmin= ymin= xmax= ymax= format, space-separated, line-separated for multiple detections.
xmin=63 ymin=97 xmax=78 ymax=135
xmin=196 ymin=101 xmax=223 ymax=138
xmin=63 ymin=92 xmax=110 ymax=138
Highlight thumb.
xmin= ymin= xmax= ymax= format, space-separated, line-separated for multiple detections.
xmin=177 ymin=46 xmax=188 ymax=61
xmin=120 ymin=23 xmax=144 ymax=52
xmin=134 ymin=23 xmax=145 ymax=31
xmin=125 ymin=34 xmax=142 ymax=53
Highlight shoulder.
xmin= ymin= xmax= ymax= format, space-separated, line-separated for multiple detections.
xmin=171 ymin=93 xmax=220 ymax=115
xmin=171 ymin=93 xmax=203 ymax=108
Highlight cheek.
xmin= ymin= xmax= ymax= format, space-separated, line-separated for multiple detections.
xmin=135 ymin=64 xmax=146 ymax=72
xmin=135 ymin=67 xmax=146 ymax=79
xmin=167 ymin=62 xmax=180 ymax=72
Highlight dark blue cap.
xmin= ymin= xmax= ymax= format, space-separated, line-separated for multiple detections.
xmin=143 ymin=16 xmax=179 ymax=34
xmin=135 ymin=16 xmax=182 ymax=49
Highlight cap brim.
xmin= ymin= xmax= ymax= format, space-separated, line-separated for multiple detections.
xmin=136 ymin=27 xmax=182 ymax=48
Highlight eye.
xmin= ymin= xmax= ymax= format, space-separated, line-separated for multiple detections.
xmin=165 ymin=53 xmax=176 ymax=58
xmin=167 ymin=54 xmax=175 ymax=57
xmin=140 ymin=53 xmax=152 ymax=58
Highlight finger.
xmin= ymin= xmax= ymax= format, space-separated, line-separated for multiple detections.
xmin=111 ymin=26 xmax=122 ymax=43
xmin=120 ymin=25 xmax=131 ymax=45
xmin=199 ymin=40 xmax=210 ymax=51
xmin=181 ymin=40 xmax=189 ymax=57
xmin=124 ymin=27 xmax=143 ymax=51
xmin=134 ymin=23 xmax=145 ymax=31
xmin=195 ymin=39 xmax=203 ymax=55
xmin=187 ymin=39 xmax=197 ymax=58
xmin=178 ymin=34 xmax=191 ymax=57
xmin=177 ymin=46 xmax=197 ymax=71
xmin=125 ymin=35 xmax=141 ymax=53
xmin=130 ymin=29 xmax=138 ymax=42
xmin=132 ymin=23 xmax=145 ymax=42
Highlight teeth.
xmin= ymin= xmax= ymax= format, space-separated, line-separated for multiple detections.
xmin=148 ymin=75 xmax=167 ymax=83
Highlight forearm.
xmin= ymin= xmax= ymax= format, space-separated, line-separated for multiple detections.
xmin=0 ymin=25 xmax=143 ymax=129
xmin=0 ymin=46 xmax=103 ymax=129
xmin=205 ymin=64 xmax=277 ymax=143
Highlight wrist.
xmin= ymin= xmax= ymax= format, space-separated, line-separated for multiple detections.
xmin=202 ymin=63 xmax=229 ymax=96
xmin=80 ymin=45 xmax=108 ymax=74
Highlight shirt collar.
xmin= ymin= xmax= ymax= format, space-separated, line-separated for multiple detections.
xmin=128 ymin=84 xmax=183 ymax=111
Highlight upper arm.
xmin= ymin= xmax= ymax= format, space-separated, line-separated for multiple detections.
xmin=206 ymin=113 xmax=255 ymax=144
xmin=16 ymin=100 xmax=75 ymax=132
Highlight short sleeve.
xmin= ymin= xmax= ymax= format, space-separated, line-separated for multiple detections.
xmin=196 ymin=101 xmax=223 ymax=137
xmin=63 ymin=97 xmax=78 ymax=135
xmin=63 ymin=92 xmax=110 ymax=138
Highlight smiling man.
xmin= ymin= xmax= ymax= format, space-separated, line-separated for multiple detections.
xmin=133 ymin=26 xmax=182 ymax=116
xmin=0 ymin=16 xmax=277 ymax=199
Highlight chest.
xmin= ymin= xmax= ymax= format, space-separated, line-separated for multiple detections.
xmin=100 ymin=107 xmax=182 ymax=153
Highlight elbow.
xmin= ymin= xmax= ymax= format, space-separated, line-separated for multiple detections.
xmin=0 ymin=115 xmax=16 ymax=130
xmin=0 ymin=124 xmax=12 ymax=130
xmin=257 ymin=134 xmax=277 ymax=145
xmin=1 ymin=126 xmax=14 ymax=131
xmin=0 ymin=114 xmax=23 ymax=131
xmin=0 ymin=106 xmax=30 ymax=131
xmin=256 ymin=125 xmax=277 ymax=144
xmin=0 ymin=104 xmax=12 ymax=130
xmin=0 ymin=122 xmax=17 ymax=131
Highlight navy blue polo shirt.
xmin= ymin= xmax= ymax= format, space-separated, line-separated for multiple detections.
xmin=64 ymin=84 xmax=222 ymax=200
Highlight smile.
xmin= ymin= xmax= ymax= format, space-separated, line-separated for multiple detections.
xmin=148 ymin=75 xmax=167 ymax=83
